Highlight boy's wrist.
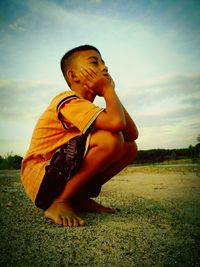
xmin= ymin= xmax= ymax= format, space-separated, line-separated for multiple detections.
xmin=102 ymin=85 xmax=115 ymax=97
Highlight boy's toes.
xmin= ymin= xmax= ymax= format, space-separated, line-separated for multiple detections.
xmin=44 ymin=202 xmax=86 ymax=227
xmin=62 ymin=216 xmax=75 ymax=227
xmin=62 ymin=217 xmax=68 ymax=227
xmin=78 ymin=217 xmax=86 ymax=226
xmin=61 ymin=216 xmax=85 ymax=227
xmin=56 ymin=216 xmax=63 ymax=225
xmin=68 ymin=217 xmax=74 ymax=227
xmin=73 ymin=218 xmax=79 ymax=227
xmin=70 ymin=217 xmax=84 ymax=227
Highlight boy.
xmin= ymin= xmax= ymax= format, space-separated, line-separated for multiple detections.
xmin=21 ymin=45 xmax=138 ymax=227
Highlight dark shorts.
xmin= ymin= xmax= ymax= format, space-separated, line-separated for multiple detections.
xmin=35 ymin=135 xmax=101 ymax=210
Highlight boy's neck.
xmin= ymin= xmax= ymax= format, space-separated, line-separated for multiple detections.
xmin=71 ymin=84 xmax=96 ymax=102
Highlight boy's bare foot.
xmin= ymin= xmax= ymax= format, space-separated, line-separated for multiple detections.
xmin=74 ymin=198 xmax=116 ymax=214
xmin=44 ymin=201 xmax=86 ymax=227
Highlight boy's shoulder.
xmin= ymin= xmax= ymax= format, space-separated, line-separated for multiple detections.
xmin=52 ymin=90 xmax=76 ymax=102
xmin=50 ymin=90 xmax=77 ymax=106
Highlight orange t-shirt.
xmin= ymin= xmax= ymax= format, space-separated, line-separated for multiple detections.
xmin=21 ymin=90 xmax=103 ymax=203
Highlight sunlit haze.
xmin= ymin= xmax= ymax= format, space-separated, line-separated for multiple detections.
xmin=0 ymin=0 xmax=200 ymax=156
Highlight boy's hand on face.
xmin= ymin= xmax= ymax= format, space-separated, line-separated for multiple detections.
xmin=79 ymin=66 xmax=114 ymax=96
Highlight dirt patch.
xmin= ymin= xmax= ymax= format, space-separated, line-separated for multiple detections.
xmin=0 ymin=168 xmax=200 ymax=266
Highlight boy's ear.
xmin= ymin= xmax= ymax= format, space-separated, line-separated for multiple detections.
xmin=67 ymin=70 xmax=80 ymax=83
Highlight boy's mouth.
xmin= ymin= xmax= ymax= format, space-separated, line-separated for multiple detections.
xmin=105 ymin=73 xmax=112 ymax=80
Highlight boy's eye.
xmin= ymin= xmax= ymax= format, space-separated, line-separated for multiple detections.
xmin=91 ymin=61 xmax=98 ymax=66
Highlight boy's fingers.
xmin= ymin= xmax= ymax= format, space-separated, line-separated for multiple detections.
xmin=80 ymin=69 xmax=93 ymax=83
xmin=79 ymin=70 xmax=89 ymax=82
xmin=82 ymin=68 xmax=95 ymax=78
xmin=82 ymin=67 xmax=98 ymax=78
xmin=79 ymin=72 xmax=92 ymax=89
xmin=88 ymin=66 xmax=98 ymax=75
xmin=83 ymin=84 xmax=89 ymax=90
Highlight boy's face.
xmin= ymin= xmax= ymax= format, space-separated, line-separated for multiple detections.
xmin=71 ymin=50 xmax=109 ymax=79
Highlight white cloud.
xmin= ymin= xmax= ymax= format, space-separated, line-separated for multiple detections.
xmin=0 ymin=79 xmax=63 ymax=122
xmin=122 ymin=73 xmax=200 ymax=111
xmin=119 ymin=73 xmax=200 ymax=149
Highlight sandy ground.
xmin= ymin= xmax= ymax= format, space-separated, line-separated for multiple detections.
xmin=0 ymin=166 xmax=200 ymax=267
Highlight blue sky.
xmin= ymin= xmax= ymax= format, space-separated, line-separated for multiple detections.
xmin=0 ymin=0 xmax=200 ymax=156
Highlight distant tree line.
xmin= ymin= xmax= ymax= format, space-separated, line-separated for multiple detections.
xmin=134 ymin=143 xmax=200 ymax=164
xmin=133 ymin=135 xmax=200 ymax=165
xmin=0 ymin=154 xmax=23 ymax=170
xmin=0 ymin=136 xmax=200 ymax=169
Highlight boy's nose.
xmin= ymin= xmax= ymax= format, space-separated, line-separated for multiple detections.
xmin=101 ymin=63 xmax=108 ymax=73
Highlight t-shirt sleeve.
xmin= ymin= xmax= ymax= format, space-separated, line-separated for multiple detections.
xmin=58 ymin=97 xmax=103 ymax=134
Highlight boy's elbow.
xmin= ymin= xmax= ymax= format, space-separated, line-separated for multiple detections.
xmin=123 ymin=126 xmax=139 ymax=142
xmin=110 ymin=118 xmax=126 ymax=132
xmin=133 ymin=129 xmax=139 ymax=140
xmin=131 ymin=127 xmax=139 ymax=141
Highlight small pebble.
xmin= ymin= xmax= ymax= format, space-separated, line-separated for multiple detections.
xmin=6 ymin=201 xmax=13 ymax=208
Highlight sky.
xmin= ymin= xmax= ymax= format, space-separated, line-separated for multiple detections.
xmin=0 ymin=0 xmax=200 ymax=157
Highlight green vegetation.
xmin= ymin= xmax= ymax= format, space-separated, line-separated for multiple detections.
xmin=0 ymin=154 xmax=23 ymax=170
xmin=134 ymin=144 xmax=200 ymax=165
xmin=133 ymin=134 xmax=200 ymax=164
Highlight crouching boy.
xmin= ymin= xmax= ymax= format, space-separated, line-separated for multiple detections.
xmin=21 ymin=45 xmax=138 ymax=227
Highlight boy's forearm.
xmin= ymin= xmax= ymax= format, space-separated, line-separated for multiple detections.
xmin=94 ymin=87 xmax=126 ymax=132
xmin=104 ymin=88 xmax=126 ymax=125
xmin=103 ymin=85 xmax=138 ymax=140
xmin=122 ymin=106 xmax=139 ymax=141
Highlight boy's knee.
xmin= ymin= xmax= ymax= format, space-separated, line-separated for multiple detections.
xmin=90 ymin=130 xmax=123 ymax=156
xmin=100 ymin=131 xmax=123 ymax=155
xmin=124 ymin=141 xmax=138 ymax=163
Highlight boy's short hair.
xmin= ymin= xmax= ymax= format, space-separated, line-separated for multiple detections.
xmin=61 ymin=45 xmax=101 ymax=87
